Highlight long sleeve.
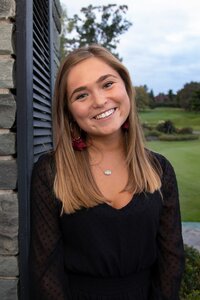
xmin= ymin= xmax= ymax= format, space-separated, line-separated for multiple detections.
xmin=151 ymin=156 xmax=185 ymax=300
xmin=29 ymin=154 xmax=70 ymax=300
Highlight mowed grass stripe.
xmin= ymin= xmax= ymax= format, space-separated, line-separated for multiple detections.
xmin=147 ymin=139 xmax=200 ymax=221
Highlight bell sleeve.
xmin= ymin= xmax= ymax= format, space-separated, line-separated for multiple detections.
xmin=151 ymin=156 xmax=185 ymax=299
xmin=29 ymin=154 xmax=70 ymax=300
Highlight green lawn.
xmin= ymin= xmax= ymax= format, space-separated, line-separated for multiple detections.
xmin=147 ymin=139 xmax=200 ymax=222
xmin=139 ymin=107 xmax=200 ymax=131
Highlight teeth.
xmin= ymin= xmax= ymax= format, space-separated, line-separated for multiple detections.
xmin=95 ymin=109 xmax=115 ymax=120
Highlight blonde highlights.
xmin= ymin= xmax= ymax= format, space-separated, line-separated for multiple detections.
xmin=53 ymin=44 xmax=162 ymax=214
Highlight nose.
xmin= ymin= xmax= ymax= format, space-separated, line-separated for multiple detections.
xmin=92 ymin=90 xmax=107 ymax=108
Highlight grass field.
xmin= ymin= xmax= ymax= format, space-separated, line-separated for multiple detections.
xmin=147 ymin=139 xmax=200 ymax=222
xmin=139 ymin=108 xmax=200 ymax=221
xmin=139 ymin=107 xmax=200 ymax=131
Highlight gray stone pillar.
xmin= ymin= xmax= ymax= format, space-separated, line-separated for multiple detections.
xmin=0 ymin=1 xmax=18 ymax=299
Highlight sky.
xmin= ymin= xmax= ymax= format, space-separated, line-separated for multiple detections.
xmin=60 ymin=0 xmax=200 ymax=95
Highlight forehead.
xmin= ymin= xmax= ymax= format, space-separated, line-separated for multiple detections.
xmin=67 ymin=57 xmax=119 ymax=88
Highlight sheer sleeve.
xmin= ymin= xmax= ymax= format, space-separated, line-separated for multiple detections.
xmin=29 ymin=153 xmax=70 ymax=300
xmin=151 ymin=156 xmax=185 ymax=300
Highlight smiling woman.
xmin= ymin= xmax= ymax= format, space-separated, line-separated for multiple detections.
xmin=29 ymin=44 xmax=184 ymax=300
xmin=67 ymin=57 xmax=130 ymax=138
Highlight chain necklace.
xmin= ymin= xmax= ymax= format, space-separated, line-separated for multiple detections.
xmin=89 ymin=148 xmax=126 ymax=176
xmin=95 ymin=160 xmax=126 ymax=176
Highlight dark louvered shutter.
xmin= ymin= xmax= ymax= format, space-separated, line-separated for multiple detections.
xmin=17 ymin=1 xmax=61 ymax=299
xmin=33 ymin=0 xmax=53 ymax=162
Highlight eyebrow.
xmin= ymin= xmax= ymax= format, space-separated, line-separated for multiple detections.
xmin=69 ymin=74 xmax=118 ymax=100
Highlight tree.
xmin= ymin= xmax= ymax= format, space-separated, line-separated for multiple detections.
xmin=167 ymin=89 xmax=176 ymax=103
xmin=190 ymin=90 xmax=200 ymax=112
xmin=61 ymin=4 xmax=132 ymax=60
xmin=176 ymin=82 xmax=200 ymax=111
xmin=135 ymin=86 xmax=150 ymax=110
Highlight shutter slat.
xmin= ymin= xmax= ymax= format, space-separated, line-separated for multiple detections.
xmin=33 ymin=111 xmax=52 ymax=121
xmin=33 ymin=66 xmax=50 ymax=85
xmin=33 ymin=93 xmax=51 ymax=107
xmin=34 ymin=128 xmax=52 ymax=136
xmin=33 ymin=75 xmax=50 ymax=93
xmin=33 ymin=0 xmax=53 ymax=159
xmin=33 ymin=34 xmax=50 ymax=62
xmin=34 ymin=144 xmax=53 ymax=156
xmin=33 ymin=55 xmax=50 ymax=78
xmin=33 ymin=136 xmax=52 ymax=146
xmin=33 ymin=47 xmax=50 ymax=71
xmin=33 ymin=83 xmax=51 ymax=99
xmin=33 ymin=120 xmax=52 ymax=128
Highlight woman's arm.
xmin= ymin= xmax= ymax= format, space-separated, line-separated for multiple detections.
xmin=151 ymin=157 xmax=185 ymax=299
xmin=29 ymin=154 xmax=70 ymax=300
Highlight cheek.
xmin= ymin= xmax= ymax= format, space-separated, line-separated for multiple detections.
xmin=69 ymin=105 xmax=88 ymax=121
xmin=121 ymin=90 xmax=131 ymax=113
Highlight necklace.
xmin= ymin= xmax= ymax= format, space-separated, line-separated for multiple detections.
xmin=89 ymin=149 xmax=126 ymax=176
xmin=103 ymin=169 xmax=112 ymax=176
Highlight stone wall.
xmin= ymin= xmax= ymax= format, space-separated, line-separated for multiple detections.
xmin=0 ymin=1 xmax=18 ymax=300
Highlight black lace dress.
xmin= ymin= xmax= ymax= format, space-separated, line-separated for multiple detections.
xmin=29 ymin=151 xmax=184 ymax=300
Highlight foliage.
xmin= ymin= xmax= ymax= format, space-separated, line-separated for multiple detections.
xmin=159 ymin=134 xmax=198 ymax=141
xmin=180 ymin=244 xmax=200 ymax=299
xmin=143 ymin=119 xmax=198 ymax=141
xmin=177 ymin=81 xmax=200 ymax=111
xmin=135 ymin=86 xmax=150 ymax=110
xmin=156 ymin=120 xmax=176 ymax=134
xmin=177 ymin=127 xmax=193 ymax=134
xmin=61 ymin=4 xmax=132 ymax=59
xmin=190 ymin=90 xmax=200 ymax=112
xmin=139 ymin=107 xmax=200 ymax=131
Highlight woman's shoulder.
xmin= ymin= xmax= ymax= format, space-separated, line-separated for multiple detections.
xmin=146 ymin=149 xmax=175 ymax=176
xmin=34 ymin=150 xmax=55 ymax=168
xmin=32 ymin=151 xmax=55 ymax=186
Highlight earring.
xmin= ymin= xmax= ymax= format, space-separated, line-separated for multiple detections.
xmin=70 ymin=122 xmax=87 ymax=151
xmin=72 ymin=136 xmax=87 ymax=151
xmin=122 ymin=120 xmax=129 ymax=131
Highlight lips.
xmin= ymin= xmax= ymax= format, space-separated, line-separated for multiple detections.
xmin=94 ymin=108 xmax=115 ymax=120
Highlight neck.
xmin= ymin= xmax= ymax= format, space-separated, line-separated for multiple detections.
xmin=88 ymin=131 xmax=125 ymax=153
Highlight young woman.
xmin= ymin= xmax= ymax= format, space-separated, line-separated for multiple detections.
xmin=30 ymin=44 xmax=184 ymax=299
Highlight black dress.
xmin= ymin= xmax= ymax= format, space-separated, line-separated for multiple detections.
xmin=29 ymin=151 xmax=184 ymax=300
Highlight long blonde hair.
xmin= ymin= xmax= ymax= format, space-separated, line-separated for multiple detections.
xmin=53 ymin=44 xmax=162 ymax=214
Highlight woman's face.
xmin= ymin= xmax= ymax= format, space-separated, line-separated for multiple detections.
xmin=67 ymin=57 xmax=130 ymax=140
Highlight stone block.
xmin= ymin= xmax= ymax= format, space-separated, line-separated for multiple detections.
xmin=0 ymin=132 xmax=16 ymax=155
xmin=0 ymin=23 xmax=13 ymax=54
xmin=0 ymin=255 xmax=18 ymax=276
xmin=0 ymin=279 xmax=18 ymax=300
xmin=0 ymin=0 xmax=16 ymax=19
xmin=0 ymin=94 xmax=16 ymax=128
xmin=0 ymin=192 xmax=18 ymax=255
xmin=0 ymin=160 xmax=17 ymax=189
xmin=0 ymin=59 xmax=15 ymax=88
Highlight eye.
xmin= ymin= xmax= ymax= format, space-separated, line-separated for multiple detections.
xmin=75 ymin=93 xmax=88 ymax=101
xmin=103 ymin=81 xmax=114 ymax=89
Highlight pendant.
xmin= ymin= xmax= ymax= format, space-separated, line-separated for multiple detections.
xmin=104 ymin=169 xmax=112 ymax=176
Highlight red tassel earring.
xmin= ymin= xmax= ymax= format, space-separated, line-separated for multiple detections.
xmin=122 ymin=120 xmax=129 ymax=131
xmin=72 ymin=136 xmax=87 ymax=151
xmin=70 ymin=121 xmax=87 ymax=151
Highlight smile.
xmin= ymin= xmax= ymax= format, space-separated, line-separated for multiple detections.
xmin=94 ymin=108 xmax=115 ymax=120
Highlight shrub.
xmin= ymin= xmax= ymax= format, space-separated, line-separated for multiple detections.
xmin=180 ymin=244 xmax=200 ymax=300
xmin=177 ymin=127 xmax=193 ymax=134
xmin=159 ymin=134 xmax=199 ymax=141
xmin=156 ymin=120 xmax=176 ymax=134
xmin=144 ymin=130 xmax=161 ymax=137
xmin=142 ymin=122 xmax=153 ymax=130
